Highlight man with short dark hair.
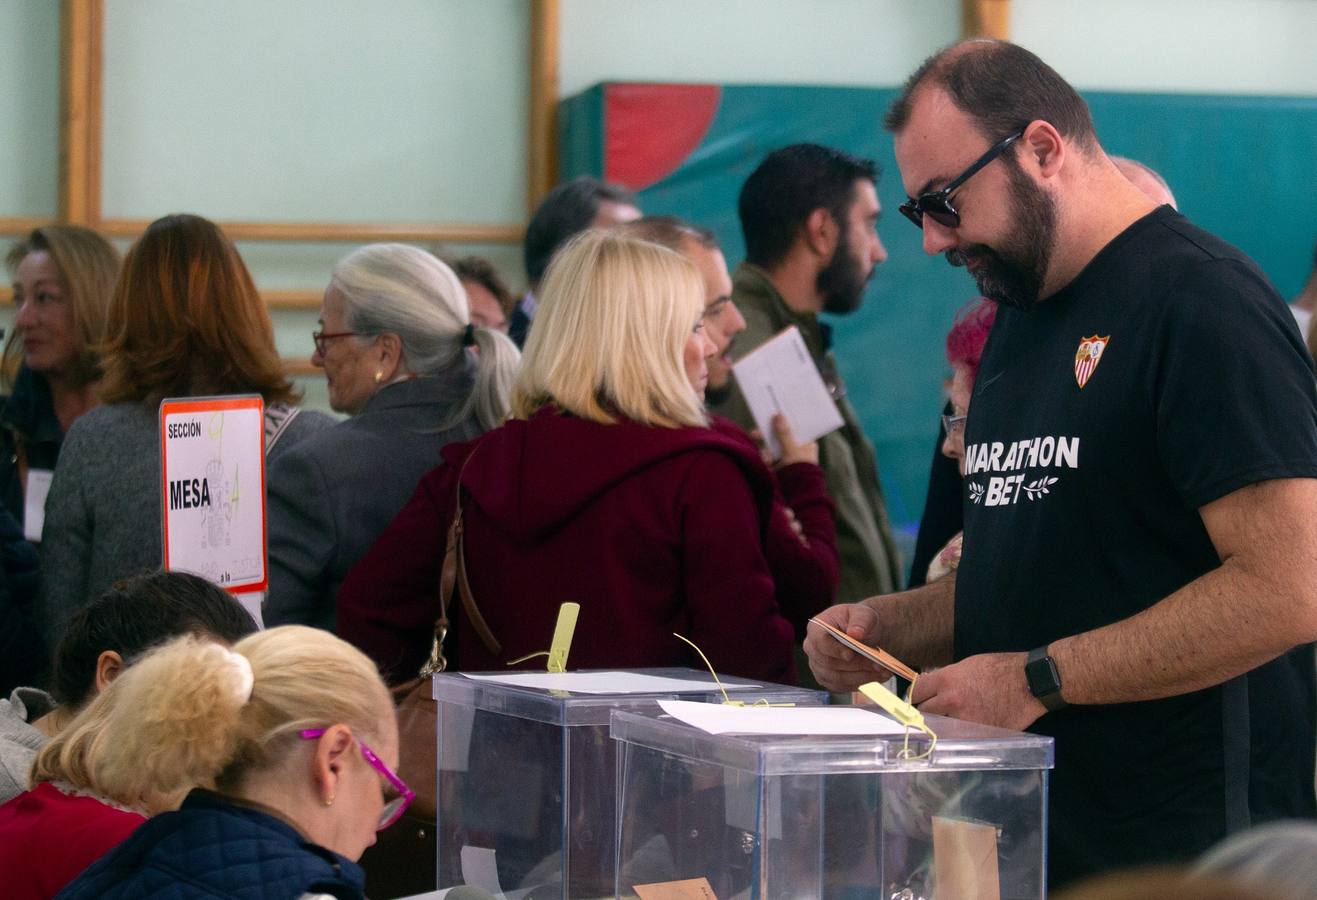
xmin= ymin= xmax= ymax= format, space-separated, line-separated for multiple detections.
xmin=710 ymin=145 xmax=902 ymax=603
xmin=510 ymin=176 xmax=641 ymax=346
xmin=807 ymin=40 xmax=1317 ymax=887
xmin=620 ymin=216 xmax=746 ymax=404
xmin=451 ymin=255 xmax=516 ymax=333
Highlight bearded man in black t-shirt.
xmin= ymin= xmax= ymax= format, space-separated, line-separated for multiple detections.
xmin=804 ymin=40 xmax=1317 ymax=890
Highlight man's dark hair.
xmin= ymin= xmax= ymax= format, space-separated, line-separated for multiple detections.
xmin=48 ymin=570 xmax=258 ymax=709
xmin=523 ymin=176 xmax=638 ymax=288
xmin=738 ymin=144 xmax=877 ymax=270
xmin=884 ymin=40 xmax=1098 ymax=150
xmin=621 ymin=215 xmax=720 ymax=254
xmin=450 ymin=255 xmax=517 ymax=316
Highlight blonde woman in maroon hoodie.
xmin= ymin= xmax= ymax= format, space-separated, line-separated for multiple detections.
xmin=338 ymin=229 xmax=798 ymax=684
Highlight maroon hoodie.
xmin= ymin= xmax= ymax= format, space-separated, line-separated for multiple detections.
xmin=338 ymin=408 xmax=798 ymax=684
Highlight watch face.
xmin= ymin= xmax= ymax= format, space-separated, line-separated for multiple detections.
xmin=1026 ymin=654 xmax=1061 ymax=697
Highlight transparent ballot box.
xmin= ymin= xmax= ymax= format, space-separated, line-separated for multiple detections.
xmin=611 ymin=706 xmax=1054 ymax=900
xmin=431 ymin=669 xmax=824 ymax=898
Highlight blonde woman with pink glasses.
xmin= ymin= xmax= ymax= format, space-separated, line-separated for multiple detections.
xmin=42 ymin=626 xmax=403 ymax=900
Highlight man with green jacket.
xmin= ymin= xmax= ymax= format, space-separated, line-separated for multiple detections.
xmin=710 ymin=144 xmax=902 ymax=601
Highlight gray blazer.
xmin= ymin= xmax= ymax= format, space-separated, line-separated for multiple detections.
xmin=263 ymin=372 xmax=485 ymax=631
xmin=38 ymin=402 xmax=333 ymax=645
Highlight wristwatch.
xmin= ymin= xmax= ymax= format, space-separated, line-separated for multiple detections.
xmin=1025 ymin=646 xmax=1067 ymax=712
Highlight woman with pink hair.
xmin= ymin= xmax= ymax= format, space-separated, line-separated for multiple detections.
xmin=925 ymin=298 xmax=997 ymax=582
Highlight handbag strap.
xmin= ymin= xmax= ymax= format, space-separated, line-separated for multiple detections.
xmin=418 ymin=443 xmax=501 ymax=676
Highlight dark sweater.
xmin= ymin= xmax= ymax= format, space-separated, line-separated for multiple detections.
xmin=58 ymin=789 xmax=365 ymax=900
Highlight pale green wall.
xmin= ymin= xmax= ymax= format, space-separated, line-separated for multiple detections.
xmin=101 ymin=0 xmax=529 ymax=223
xmin=559 ymin=0 xmax=961 ymax=95
xmin=1014 ymin=0 xmax=1317 ymax=95
xmin=559 ymin=0 xmax=1317 ymax=96
xmin=0 ymin=1 xmax=59 ymax=216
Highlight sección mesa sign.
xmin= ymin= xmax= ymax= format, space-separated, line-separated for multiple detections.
xmin=159 ymin=395 xmax=267 ymax=593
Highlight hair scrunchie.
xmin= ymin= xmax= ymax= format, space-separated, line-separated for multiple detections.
xmin=223 ymin=649 xmax=255 ymax=705
xmin=462 ymin=323 xmax=477 ymax=347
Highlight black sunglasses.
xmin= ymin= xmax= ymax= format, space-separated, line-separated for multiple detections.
xmin=899 ymin=130 xmax=1026 ymax=230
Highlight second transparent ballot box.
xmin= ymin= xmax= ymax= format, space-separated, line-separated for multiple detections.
xmin=611 ymin=705 xmax=1054 ymax=899
xmin=431 ymin=669 xmax=824 ymax=898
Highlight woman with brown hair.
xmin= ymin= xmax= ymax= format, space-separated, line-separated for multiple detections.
xmin=37 ymin=214 xmax=331 ymax=641
xmin=1 ymin=225 xmax=119 ymax=693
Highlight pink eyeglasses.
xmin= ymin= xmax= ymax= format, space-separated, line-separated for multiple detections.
xmin=299 ymin=728 xmax=415 ymax=830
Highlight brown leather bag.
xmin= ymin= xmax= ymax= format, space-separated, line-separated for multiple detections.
xmin=359 ymin=448 xmax=502 ymax=899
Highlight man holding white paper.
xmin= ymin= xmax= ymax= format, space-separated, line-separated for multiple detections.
xmin=709 ymin=144 xmax=902 ymax=604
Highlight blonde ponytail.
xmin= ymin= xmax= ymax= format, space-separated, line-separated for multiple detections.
xmin=30 ymin=626 xmax=392 ymax=815
xmin=32 ymin=637 xmax=251 ymax=813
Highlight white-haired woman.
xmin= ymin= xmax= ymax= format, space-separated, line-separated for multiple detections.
xmin=24 ymin=626 xmax=398 ymax=899
xmin=339 ymin=229 xmax=797 ymax=684
xmin=265 ymin=244 xmax=520 ymax=631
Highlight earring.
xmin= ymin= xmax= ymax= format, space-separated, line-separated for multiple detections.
xmin=324 ymin=794 xmax=335 ymax=807
xmin=373 ymin=370 xmax=384 ymax=384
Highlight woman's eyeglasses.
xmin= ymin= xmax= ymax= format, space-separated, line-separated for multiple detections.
xmin=299 ymin=728 xmax=415 ymax=830
xmin=899 ymin=130 xmax=1025 ymax=230
xmin=942 ymin=414 xmax=968 ymax=435
xmin=311 ymin=330 xmax=362 ymax=356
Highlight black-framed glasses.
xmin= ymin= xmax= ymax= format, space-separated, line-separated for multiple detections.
xmin=312 ymin=330 xmax=362 ymax=355
xmin=899 ymin=130 xmax=1026 ymax=230
xmin=941 ymin=414 xmax=967 ymax=435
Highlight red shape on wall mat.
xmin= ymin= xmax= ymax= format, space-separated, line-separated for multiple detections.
xmin=604 ymin=84 xmax=722 ymax=191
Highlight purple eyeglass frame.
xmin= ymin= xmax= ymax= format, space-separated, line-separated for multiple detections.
xmin=300 ymin=728 xmax=415 ymax=830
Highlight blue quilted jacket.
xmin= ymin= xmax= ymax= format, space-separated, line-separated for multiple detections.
xmin=56 ymin=789 xmax=366 ymax=899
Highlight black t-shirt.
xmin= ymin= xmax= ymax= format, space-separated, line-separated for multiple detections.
xmin=956 ymin=207 xmax=1317 ymax=887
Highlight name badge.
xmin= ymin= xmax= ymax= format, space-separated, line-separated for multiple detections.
xmin=24 ymin=468 xmax=53 ymax=542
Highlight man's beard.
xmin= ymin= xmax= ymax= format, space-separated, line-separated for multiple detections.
xmin=704 ymin=380 xmax=734 ymax=406
xmin=817 ymin=227 xmax=872 ymax=315
xmin=947 ymin=164 xmax=1057 ymax=310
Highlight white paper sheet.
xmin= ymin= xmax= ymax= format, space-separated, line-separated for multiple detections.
xmin=657 ymin=699 xmax=908 ymax=735
xmin=240 ymin=591 xmax=264 ymax=630
xmin=23 ymin=468 xmax=52 ymax=542
xmin=456 ymin=846 xmax=539 ymax=899
xmin=731 ymin=325 xmax=844 ymax=459
xmin=462 ymin=671 xmax=760 ymax=695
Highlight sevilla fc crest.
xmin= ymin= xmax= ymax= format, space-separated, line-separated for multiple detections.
xmin=1074 ymin=335 xmax=1109 ymax=389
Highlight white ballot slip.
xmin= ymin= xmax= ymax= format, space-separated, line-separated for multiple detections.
xmin=23 ymin=468 xmax=53 ymax=542
xmin=731 ymin=325 xmax=844 ymax=459
xmin=657 ymin=699 xmax=908 ymax=736
xmin=462 ymin=671 xmax=760 ymax=695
